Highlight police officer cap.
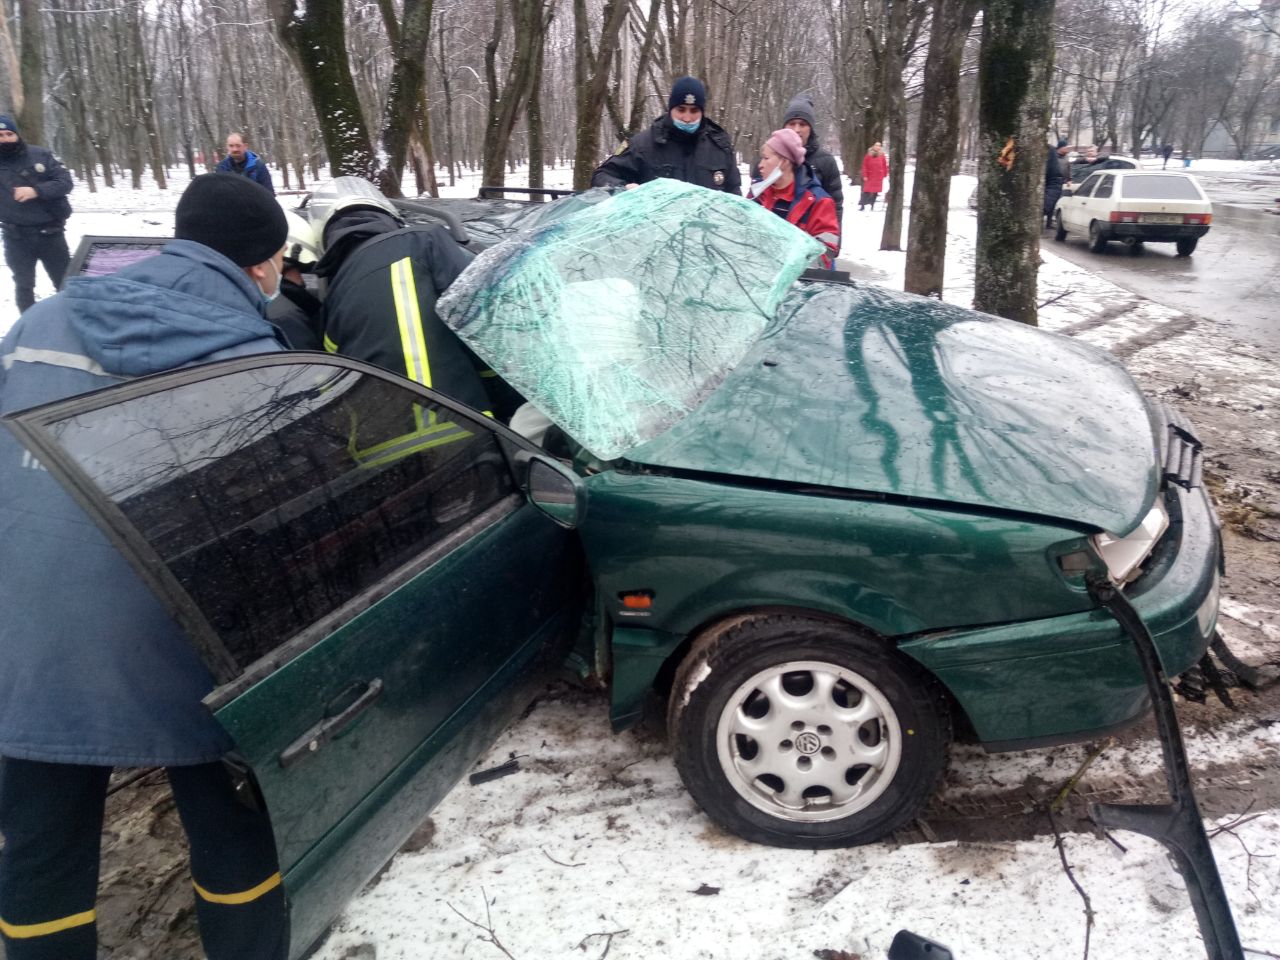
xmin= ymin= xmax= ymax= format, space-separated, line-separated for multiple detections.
xmin=176 ymin=173 xmax=288 ymax=267
xmin=668 ymin=76 xmax=706 ymax=111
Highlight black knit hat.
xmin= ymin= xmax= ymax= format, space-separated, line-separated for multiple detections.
xmin=175 ymin=173 xmax=287 ymax=267
xmin=0 ymin=115 xmax=18 ymax=135
xmin=783 ymin=95 xmax=816 ymax=129
xmin=668 ymin=76 xmax=706 ymax=111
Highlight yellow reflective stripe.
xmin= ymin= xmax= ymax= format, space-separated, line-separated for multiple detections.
xmin=192 ymin=872 xmax=282 ymax=906
xmin=390 ymin=257 xmax=431 ymax=388
xmin=353 ymin=420 xmax=474 ymax=466
xmin=323 ymin=333 xmax=339 ymax=353
xmin=0 ymin=909 xmax=95 ymax=939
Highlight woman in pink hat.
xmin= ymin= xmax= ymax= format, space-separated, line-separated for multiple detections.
xmin=750 ymin=127 xmax=840 ymax=268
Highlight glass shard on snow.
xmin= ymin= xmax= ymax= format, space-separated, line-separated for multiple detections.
xmin=438 ymin=179 xmax=824 ymax=461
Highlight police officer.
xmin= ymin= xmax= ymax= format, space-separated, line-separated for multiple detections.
xmin=591 ymin=76 xmax=741 ymax=195
xmin=0 ymin=115 xmax=73 ymax=313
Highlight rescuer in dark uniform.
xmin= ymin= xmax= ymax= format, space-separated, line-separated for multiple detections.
xmin=590 ymin=76 xmax=740 ymax=195
xmin=309 ymin=177 xmax=493 ymax=422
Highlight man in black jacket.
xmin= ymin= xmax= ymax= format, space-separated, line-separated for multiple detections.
xmin=0 ymin=116 xmax=73 ymax=313
xmin=591 ymin=77 xmax=740 ymax=195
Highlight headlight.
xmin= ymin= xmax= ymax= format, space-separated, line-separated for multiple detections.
xmin=1092 ymin=499 xmax=1169 ymax=584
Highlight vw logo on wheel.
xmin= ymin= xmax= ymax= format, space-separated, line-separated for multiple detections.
xmin=795 ymin=731 xmax=822 ymax=755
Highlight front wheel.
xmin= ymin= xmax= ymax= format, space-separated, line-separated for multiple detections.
xmin=1176 ymin=237 xmax=1198 ymax=256
xmin=667 ymin=616 xmax=951 ymax=848
xmin=1054 ymin=212 xmax=1067 ymax=242
xmin=1088 ymin=221 xmax=1109 ymax=253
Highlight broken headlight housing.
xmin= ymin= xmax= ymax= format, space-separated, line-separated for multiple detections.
xmin=1092 ymin=498 xmax=1170 ymax=585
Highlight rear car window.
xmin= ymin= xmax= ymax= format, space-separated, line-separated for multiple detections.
xmin=1119 ymin=175 xmax=1203 ymax=201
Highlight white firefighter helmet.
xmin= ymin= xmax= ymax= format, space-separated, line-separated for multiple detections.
xmin=306 ymin=176 xmax=402 ymax=246
xmin=280 ymin=208 xmax=320 ymax=268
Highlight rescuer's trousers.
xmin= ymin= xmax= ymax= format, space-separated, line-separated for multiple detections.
xmin=0 ymin=756 xmax=288 ymax=960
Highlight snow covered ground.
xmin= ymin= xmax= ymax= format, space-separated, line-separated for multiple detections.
xmin=1 ymin=166 xmax=1277 ymax=960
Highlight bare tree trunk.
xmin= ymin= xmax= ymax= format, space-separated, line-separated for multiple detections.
xmin=973 ymin=0 xmax=1056 ymax=325
xmin=269 ymin=0 xmax=376 ymax=177
xmin=571 ymin=0 xmax=628 ymax=190
xmin=375 ymin=0 xmax=434 ymax=196
xmin=527 ymin=12 xmax=548 ymax=197
xmin=482 ymin=0 xmax=547 ymax=187
xmin=904 ymin=0 xmax=981 ymax=296
xmin=15 ymin=0 xmax=43 ymax=142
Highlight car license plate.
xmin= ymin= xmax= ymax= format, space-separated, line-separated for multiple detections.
xmin=1142 ymin=214 xmax=1182 ymax=224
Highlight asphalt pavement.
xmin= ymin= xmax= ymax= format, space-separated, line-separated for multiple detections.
xmin=1045 ymin=168 xmax=1280 ymax=348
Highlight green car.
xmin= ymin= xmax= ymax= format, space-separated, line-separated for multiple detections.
xmin=6 ymin=186 xmax=1220 ymax=956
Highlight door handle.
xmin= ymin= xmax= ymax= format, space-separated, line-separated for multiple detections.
xmin=278 ymin=678 xmax=384 ymax=768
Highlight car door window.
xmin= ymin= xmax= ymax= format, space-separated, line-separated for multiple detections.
xmin=1093 ymin=175 xmax=1115 ymax=199
xmin=1074 ymin=175 xmax=1100 ymax=198
xmin=21 ymin=359 xmax=513 ymax=679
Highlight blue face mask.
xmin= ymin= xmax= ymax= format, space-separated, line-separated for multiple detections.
xmin=673 ymin=118 xmax=701 ymax=134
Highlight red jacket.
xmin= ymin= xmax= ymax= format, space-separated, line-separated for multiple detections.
xmin=754 ymin=170 xmax=841 ymax=268
xmin=861 ymin=151 xmax=888 ymax=193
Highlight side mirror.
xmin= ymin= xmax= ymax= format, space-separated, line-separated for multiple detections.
xmin=525 ymin=455 xmax=584 ymax=528
xmin=888 ymin=930 xmax=954 ymax=959
xmin=1061 ymin=187 xmax=1074 ymax=197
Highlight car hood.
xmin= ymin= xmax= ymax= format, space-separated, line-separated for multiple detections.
xmin=626 ymin=282 xmax=1161 ymax=535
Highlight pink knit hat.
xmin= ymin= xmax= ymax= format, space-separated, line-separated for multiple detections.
xmin=766 ymin=128 xmax=806 ymax=167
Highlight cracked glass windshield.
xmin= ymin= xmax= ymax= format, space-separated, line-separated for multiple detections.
xmin=438 ymin=179 xmax=823 ymax=461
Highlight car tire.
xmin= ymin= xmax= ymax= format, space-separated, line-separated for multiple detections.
xmin=1176 ymin=237 xmax=1198 ymax=256
xmin=1054 ymin=212 xmax=1067 ymax=242
xmin=667 ymin=615 xmax=951 ymax=849
xmin=1088 ymin=221 xmax=1109 ymax=253
xmin=1128 ymin=241 xmax=1144 ymax=255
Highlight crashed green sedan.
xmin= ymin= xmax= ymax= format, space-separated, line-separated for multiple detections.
xmin=6 ymin=181 xmax=1221 ymax=955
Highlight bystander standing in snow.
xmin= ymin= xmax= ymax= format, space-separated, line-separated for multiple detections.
xmin=858 ymin=142 xmax=889 ymax=211
xmin=750 ymin=95 xmax=844 ymax=233
xmin=1044 ymin=138 xmax=1072 ymax=228
xmin=0 ymin=173 xmax=290 ymax=960
xmin=750 ymin=128 xmax=840 ymax=268
xmin=216 ymin=132 xmax=275 ymax=195
xmin=0 ymin=115 xmax=73 ymax=314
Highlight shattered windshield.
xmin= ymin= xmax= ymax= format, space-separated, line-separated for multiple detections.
xmin=438 ymin=180 xmax=823 ymax=461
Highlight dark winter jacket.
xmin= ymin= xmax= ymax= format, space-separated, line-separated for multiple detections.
xmin=215 ymin=149 xmax=275 ymax=195
xmin=753 ymin=164 xmax=841 ymax=268
xmin=268 ymin=276 xmax=324 ymax=350
xmin=318 ymin=221 xmax=492 ymax=414
xmin=0 ymin=240 xmax=284 ymax=766
xmin=590 ymin=115 xmax=741 ymax=195
xmin=0 ymin=141 xmax=73 ymax=228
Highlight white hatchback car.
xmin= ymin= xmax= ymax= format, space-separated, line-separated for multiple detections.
xmin=1053 ymin=170 xmax=1212 ymax=256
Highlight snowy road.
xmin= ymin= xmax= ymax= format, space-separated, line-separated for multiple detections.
xmin=1043 ymin=175 xmax=1280 ymax=348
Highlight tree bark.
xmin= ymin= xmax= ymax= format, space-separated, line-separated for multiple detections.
xmin=973 ymin=0 xmax=1057 ymax=325
xmin=481 ymin=0 xmax=546 ymax=188
xmin=904 ymin=0 xmax=981 ymax=296
xmin=15 ymin=0 xmax=43 ymax=142
xmin=269 ymin=0 xmax=376 ymax=178
xmin=571 ymin=0 xmax=629 ymax=190
xmin=375 ymin=0 xmax=434 ymax=196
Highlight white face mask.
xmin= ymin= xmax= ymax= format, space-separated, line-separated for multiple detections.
xmin=259 ymin=259 xmax=282 ymax=304
xmin=750 ymin=165 xmax=783 ymax=198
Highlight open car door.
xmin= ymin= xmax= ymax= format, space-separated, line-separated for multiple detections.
xmin=2 ymin=354 xmax=584 ymax=957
